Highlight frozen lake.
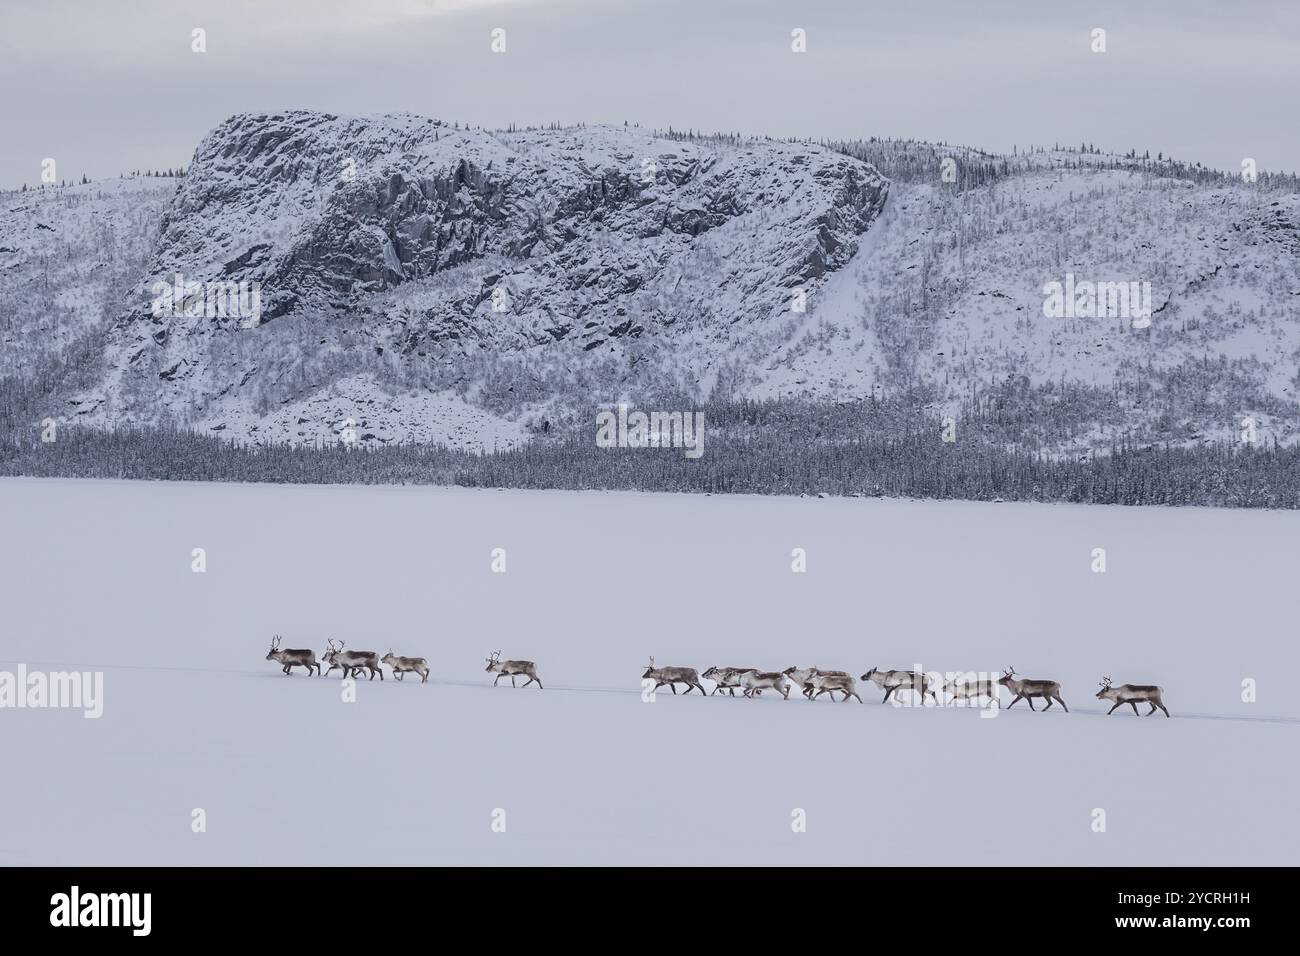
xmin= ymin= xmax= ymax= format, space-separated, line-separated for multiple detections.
xmin=1 ymin=478 xmax=1297 ymax=865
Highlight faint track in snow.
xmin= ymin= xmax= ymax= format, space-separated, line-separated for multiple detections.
xmin=5 ymin=657 xmax=1299 ymax=727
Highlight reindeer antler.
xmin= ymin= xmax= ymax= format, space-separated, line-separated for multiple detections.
xmin=271 ymin=634 xmax=281 ymax=649
xmin=1099 ymin=675 xmax=1112 ymax=687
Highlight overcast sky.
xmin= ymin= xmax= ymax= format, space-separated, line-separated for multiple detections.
xmin=2 ymin=0 xmax=1296 ymax=188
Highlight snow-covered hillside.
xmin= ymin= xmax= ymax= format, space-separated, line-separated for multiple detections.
xmin=767 ymin=168 xmax=1300 ymax=450
xmin=4 ymin=115 xmax=1299 ymax=454
xmin=0 ymin=176 xmax=176 ymax=378
xmin=2 ymin=479 xmax=1296 ymax=865
xmin=87 ymin=111 xmax=886 ymax=444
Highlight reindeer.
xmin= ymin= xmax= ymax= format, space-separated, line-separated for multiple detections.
xmin=782 ymin=666 xmax=851 ymax=700
xmin=382 ymin=650 xmax=430 ymax=683
xmin=485 ymin=651 xmax=543 ymax=689
xmin=998 ymin=667 xmax=1067 ymax=712
xmin=1096 ymin=676 xmax=1169 ymax=717
xmin=641 ymin=657 xmax=706 ymax=696
xmin=702 ymin=666 xmax=758 ymax=696
xmin=322 ymin=639 xmax=383 ymax=680
xmin=265 ymin=635 xmax=319 ymax=676
xmin=806 ymin=671 xmax=863 ymax=703
xmin=740 ymin=670 xmax=791 ymax=699
xmin=942 ymin=673 xmax=1000 ymax=708
xmin=861 ymin=667 xmax=938 ymax=705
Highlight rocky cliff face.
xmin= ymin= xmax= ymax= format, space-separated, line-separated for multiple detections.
xmin=11 ymin=114 xmax=1297 ymax=452
xmin=92 ymin=111 xmax=887 ymax=444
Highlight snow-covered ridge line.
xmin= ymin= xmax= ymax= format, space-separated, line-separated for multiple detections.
xmin=3 ymin=112 xmax=1298 ymax=458
xmin=75 ymin=110 xmax=887 ymax=444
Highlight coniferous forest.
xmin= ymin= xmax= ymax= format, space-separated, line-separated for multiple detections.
xmin=3 ymin=400 xmax=1297 ymax=509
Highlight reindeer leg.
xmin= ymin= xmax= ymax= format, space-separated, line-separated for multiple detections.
xmin=1043 ymin=697 xmax=1053 ymax=711
xmin=1057 ymin=696 xmax=1068 ymax=713
xmin=1007 ymin=694 xmax=1022 ymax=709
xmin=535 ymin=678 xmax=543 ymax=690
xmin=849 ymin=692 xmax=863 ymax=704
xmin=1147 ymin=703 xmax=1158 ymax=716
xmin=493 ymin=673 xmax=502 ymax=686
xmin=1027 ymin=697 xmax=1036 ymax=711
xmin=510 ymin=675 xmax=517 ymax=688
xmin=1159 ymin=703 xmax=1169 ymax=717
xmin=1129 ymin=702 xmax=1140 ymax=716
xmin=1107 ymin=701 xmax=1122 ymax=714
xmin=880 ymin=688 xmax=892 ymax=704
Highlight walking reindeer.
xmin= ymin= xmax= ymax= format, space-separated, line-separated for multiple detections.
xmin=1096 ymin=676 xmax=1170 ymax=717
xmin=265 ymin=635 xmax=320 ymax=676
xmin=485 ymin=651 xmax=543 ymax=689
xmin=642 ymin=657 xmax=706 ymax=696
xmin=998 ymin=667 xmax=1067 ymax=712
xmin=942 ymin=673 xmax=1000 ymax=708
xmin=740 ymin=670 xmax=791 ymax=699
xmin=861 ymin=667 xmax=938 ymax=705
xmin=322 ymin=639 xmax=383 ymax=680
xmin=783 ymin=666 xmax=851 ymax=700
xmin=382 ymin=650 xmax=430 ymax=683
xmin=806 ymin=671 xmax=863 ymax=703
xmin=702 ymin=666 xmax=757 ymax=696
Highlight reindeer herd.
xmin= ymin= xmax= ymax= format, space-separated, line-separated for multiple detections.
xmin=264 ymin=639 xmax=1170 ymax=717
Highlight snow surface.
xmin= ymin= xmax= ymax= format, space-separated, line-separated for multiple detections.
xmin=1 ymin=478 xmax=1297 ymax=865
xmin=196 ymin=373 xmax=530 ymax=451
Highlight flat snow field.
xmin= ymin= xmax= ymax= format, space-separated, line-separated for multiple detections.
xmin=1 ymin=478 xmax=1297 ymax=866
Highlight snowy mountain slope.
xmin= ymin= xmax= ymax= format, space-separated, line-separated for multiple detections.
xmin=0 ymin=177 xmax=176 ymax=378
xmin=762 ymin=169 xmax=1300 ymax=449
xmin=4 ymin=119 xmax=1299 ymax=454
xmin=86 ymin=111 xmax=887 ymax=443
xmin=3 ymin=478 xmax=1297 ymax=865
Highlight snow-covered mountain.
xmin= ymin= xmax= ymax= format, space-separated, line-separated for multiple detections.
xmin=763 ymin=157 xmax=1300 ymax=450
xmin=0 ymin=176 xmax=174 ymax=380
xmin=85 ymin=111 xmax=887 ymax=447
xmin=3 ymin=111 xmax=1298 ymax=451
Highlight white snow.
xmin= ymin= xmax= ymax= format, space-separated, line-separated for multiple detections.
xmin=1 ymin=478 xmax=1296 ymax=865
xmin=196 ymin=373 xmax=529 ymax=451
